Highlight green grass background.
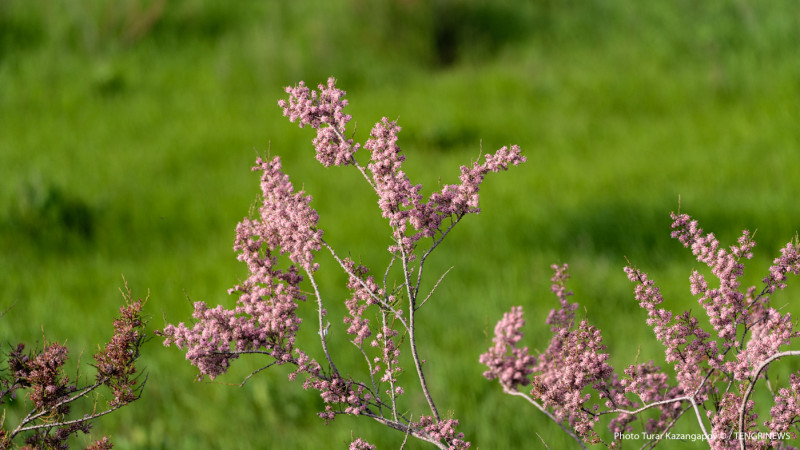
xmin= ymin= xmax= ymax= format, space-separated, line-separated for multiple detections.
xmin=1 ymin=0 xmax=800 ymax=448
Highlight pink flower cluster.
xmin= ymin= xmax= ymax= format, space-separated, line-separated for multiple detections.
xmin=767 ymin=374 xmax=800 ymax=442
xmin=709 ymin=389 xmax=759 ymax=449
xmin=764 ymin=240 xmax=800 ymax=295
xmin=478 ymin=306 xmax=536 ymax=390
xmin=343 ymin=260 xmax=380 ymax=347
xmin=625 ymin=266 xmax=717 ymax=393
xmin=372 ymin=325 xmax=402 ymax=388
xmin=545 ymin=263 xmax=578 ymax=331
xmin=429 ymin=145 xmax=525 ymax=218
xmin=250 ymin=156 xmax=323 ymax=272
xmin=278 ymin=77 xmax=358 ymax=167
xmin=671 ymin=212 xmax=754 ymax=343
xmin=161 ymin=157 xmax=317 ymax=379
xmin=349 ymin=438 xmax=376 ymax=450
xmin=731 ymin=305 xmax=796 ymax=381
xmin=531 ymin=318 xmax=613 ymax=440
xmin=364 ymin=117 xmax=428 ymax=253
xmin=620 ymin=362 xmax=682 ymax=433
xmin=303 ymin=375 xmax=371 ymax=423
xmin=414 ymin=416 xmax=470 ymax=450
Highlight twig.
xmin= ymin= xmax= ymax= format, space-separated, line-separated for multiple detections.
xmin=14 ymin=381 xmax=103 ymax=435
xmin=418 ymin=266 xmax=453 ymax=310
xmin=356 ymin=341 xmax=381 ymax=416
xmin=536 ymin=433 xmax=552 ymax=449
xmin=504 ymin=388 xmax=587 ymax=449
xmin=601 ymin=397 xmax=687 ymax=418
xmin=400 ymin=241 xmax=440 ymax=421
xmin=305 ymin=269 xmax=338 ymax=376
xmin=16 ymin=402 xmax=124 ymax=434
xmin=739 ymin=350 xmax=800 ymax=450
xmin=383 ymin=255 xmax=397 ymax=297
xmin=0 ymin=299 xmax=18 ymax=320
xmin=399 ymin=413 xmax=412 ymax=449
xmin=238 ymin=362 xmax=279 ymax=387
xmin=413 ymin=216 xmax=462 ymax=300
xmin=13 ymin=374 xmax=147 ymax=436
xmin=689 ymin=396 xmax=711 ymax=440
xmin=361 ymin=411 xmax=447 ymax=449
xmin=382 ymin=310 xmax=399 ymax=422
xmin=639 ymin=405 xmax=693 ymax=450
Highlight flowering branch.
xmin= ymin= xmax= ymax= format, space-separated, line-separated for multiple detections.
xmin=161 ymin=77 xmax=525 ymax=448
xmin=739 ymin=350 xmax=800 ymax=450
xmin=1 ymin=285 xmax=148 ymax=449
xmin=483 ymin=214 xmax=800 ymax=448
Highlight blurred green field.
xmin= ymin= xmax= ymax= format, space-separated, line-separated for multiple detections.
xmin=2 ymin=0 xmax=800 ymax=448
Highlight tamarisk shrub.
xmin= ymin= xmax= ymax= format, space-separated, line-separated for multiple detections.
xmin=159 ymin=77 xmax=525 ymax=449
xmin=482 ymin=213 xmax=800 ymax=449
xmin=1 ymin=284 xmax=148 ymax=449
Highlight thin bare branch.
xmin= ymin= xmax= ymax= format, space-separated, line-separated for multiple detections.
xmin=418 ymin=266 xmax=454 ymax=310
xmin=739 ymin=350 xmax=800 ymax=450
xmin=382 ymin=310 xmax=399 ymax=422
xmin=238 ymin=362 xmax=279 ymax=387
xmin=361 ymin=411 xmax=447 ymax=449
xmin=305 ymin=269 xmax=338 ymax=376
xmin=414 ymin=215 xmax=462 ymax=299
xmin=15 ymin=381 xmax=104 ymax=435
xmin=400 ymin=241 xmax=440 ymax=421
xmin=383 ymin=255 xmax=397 ymax=296
xmin=13 ymin=374 xmax=147 ymax=437
xmin=536 ymin=433 xmax=552 ymax=449
xmin=503 ymin=388 xmax=586 ymax=449
xmin=639 ymin=405 xmax=693 ymax=450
